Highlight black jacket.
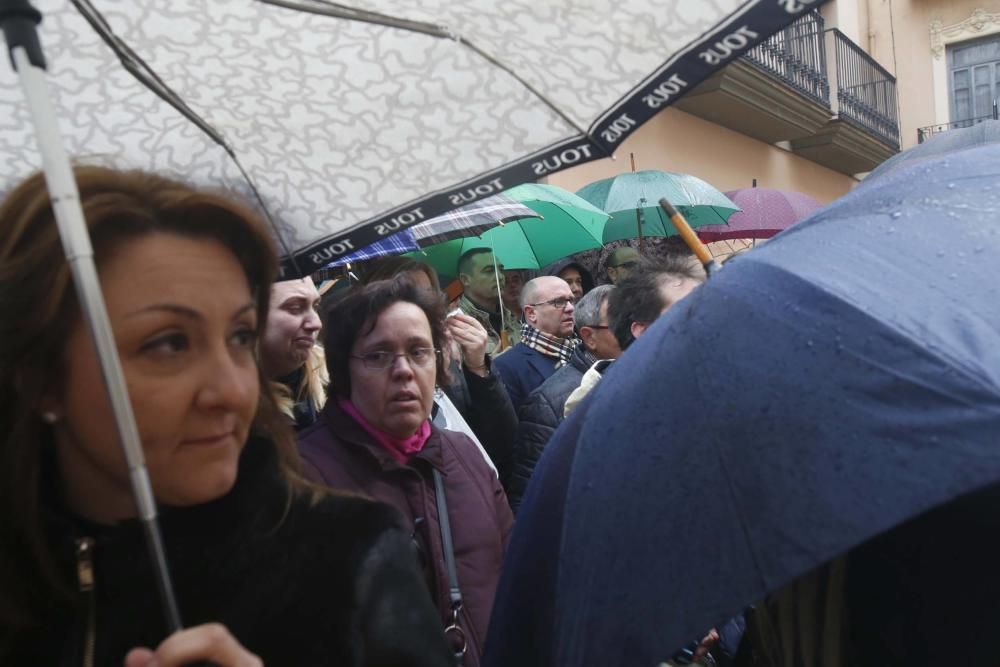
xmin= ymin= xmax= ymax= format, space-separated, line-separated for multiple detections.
xmin=5 ymin=438 xmax=452 ymax=667
xmin=442 ymin=359 xmax=518 ymax=488
xmin=507 ymin=345 xmax=594 ymax=512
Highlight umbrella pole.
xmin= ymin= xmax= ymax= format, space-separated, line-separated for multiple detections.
xmin=488 ymin=235 xmax=509 ymax=350
xmin=630 ymin=153 xmax=644 ymax=254
xmin=636 ymin=206 xmax=644 ymax=255
xmin=659 ymin=198 xmax=722 ymax=276
xmin=2 ymin=1 xmax=182 ymax=632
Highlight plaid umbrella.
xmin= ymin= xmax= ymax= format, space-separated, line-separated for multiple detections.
xmin=326 ymin=193 xmax=538 ymax=268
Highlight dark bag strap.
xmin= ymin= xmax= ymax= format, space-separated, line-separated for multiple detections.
xmin=433 ymin=468 xmax=467 ymax=665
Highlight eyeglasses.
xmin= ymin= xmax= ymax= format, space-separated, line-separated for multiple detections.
xmin=350 ymin=347 xmax=440 ymax=370
xmin=528 ymin=296 xmax=574 ymax=310
xmin=610 ymin=260 xmax=638 ymax=270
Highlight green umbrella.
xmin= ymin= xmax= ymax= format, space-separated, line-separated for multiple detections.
xmin=576 ymin=170 xmax=739 ymax=244
xmin=409 ymin=183 xmax=609 ymax=280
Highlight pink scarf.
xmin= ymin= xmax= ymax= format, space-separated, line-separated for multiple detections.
xmin=338 ymin=398 xmax=431 ymax=465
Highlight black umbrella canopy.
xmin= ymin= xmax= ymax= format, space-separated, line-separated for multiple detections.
xmin=486 ymin=142 xmax=1000 ymax=667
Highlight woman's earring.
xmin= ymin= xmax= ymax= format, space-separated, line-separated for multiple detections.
xmin=41 ymin=411 xmax=60 ymax=424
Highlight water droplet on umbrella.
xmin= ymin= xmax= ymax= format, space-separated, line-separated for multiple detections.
xmin=948 ymin=273 xmax=958 ymax=280
xmin=936 ymin=250 xmax=946 ymax=258
xmin=974 ymin=246 xmax=985 ymax=253
xmin=890 ymin=211 xmax=902 ymax=219
xmin=806 ymin=339 xmax=814 ymax=348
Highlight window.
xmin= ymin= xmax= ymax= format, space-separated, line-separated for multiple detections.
xmin=949 ymin=35 xmax=1000 ymax=126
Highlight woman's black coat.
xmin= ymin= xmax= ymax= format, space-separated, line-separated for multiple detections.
xmin=5 ymin=438 xmax=453 ymax=667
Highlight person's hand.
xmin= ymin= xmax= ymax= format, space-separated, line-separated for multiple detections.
xmin=124 ymin=623 xmax=262 ymax=667
xmin=446 ymin=313 xmax=489 ymax=375
xmin=693 ymin=628 xmax=719 ymax=659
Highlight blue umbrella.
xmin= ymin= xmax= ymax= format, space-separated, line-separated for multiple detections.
xmin=865 ymin=118 xmax=1000 ymax=182
xmin=484 ymin=143 xmax=1000 ymax=667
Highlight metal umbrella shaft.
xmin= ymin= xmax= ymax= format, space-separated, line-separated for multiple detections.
xmin=1 ymin=0 xmax=182 ymax=633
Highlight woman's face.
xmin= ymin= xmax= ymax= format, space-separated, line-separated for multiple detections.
xmin=349 ymin=302 xmax=437 ymax=439
xmin=49 ymin=233 xmax=260 ymax=523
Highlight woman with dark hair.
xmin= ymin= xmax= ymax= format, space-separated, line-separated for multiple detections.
xmin=359 ymin=257 xmax=518 ymax=485
xmin=298 ymin=276 xmax=514 ymax=667
xmin=0 ymin=166 xmax=451 ymax=666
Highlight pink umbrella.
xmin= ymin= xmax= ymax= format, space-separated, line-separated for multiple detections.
xmin=697 ymin=186 xmax=822 ymax=241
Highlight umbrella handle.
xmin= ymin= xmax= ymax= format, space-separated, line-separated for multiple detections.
xmin=2 ymin=2 xmax=183 ymax=634
xmin=659 ymin=198 xmax=722 ymax=276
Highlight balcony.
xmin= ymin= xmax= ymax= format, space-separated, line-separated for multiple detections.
xmin=790 ymin=29 xmax=900 ymax=173
xmin=675 ymin=11 xmax=832 ymax=144
xmin=675 ymin=15 xmax=900 ymax=175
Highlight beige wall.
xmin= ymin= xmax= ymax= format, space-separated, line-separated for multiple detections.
xmin=547 ymin=107 xmax=857 ymax=205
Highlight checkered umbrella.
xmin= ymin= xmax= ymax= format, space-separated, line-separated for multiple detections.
xmin=325 ymin=193 xmax=539 ymax=268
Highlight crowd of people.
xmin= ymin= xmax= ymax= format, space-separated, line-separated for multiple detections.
xmin=0 ymin=163 xmax=992 ymax=667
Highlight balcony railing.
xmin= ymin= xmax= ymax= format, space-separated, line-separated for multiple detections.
xmin=744 ymin=11 xmax=830 ymax=107
xmin=830 ymin=29 xmax=900 ymax=148
xmin=917 ymin=102 xmax=998 ymax=143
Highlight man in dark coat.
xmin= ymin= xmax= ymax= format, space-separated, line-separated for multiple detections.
xmin=492 ymin=276 xmax=577 ymax=412
xmin=506 ymin=285 xmax=619 ymax=511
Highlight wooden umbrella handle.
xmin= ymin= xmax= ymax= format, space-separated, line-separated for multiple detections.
xmin=659 ymin=198 xmax=724 ymax=277
xmin=659 ymin=198 xmax=713 ymax=265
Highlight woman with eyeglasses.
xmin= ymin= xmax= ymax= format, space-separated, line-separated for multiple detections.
xmin=298 ymin=276 xmax=514 ymax=667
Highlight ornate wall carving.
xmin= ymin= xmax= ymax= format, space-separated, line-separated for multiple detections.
xmin=930 ymin=9 xmax=1000 ymax=59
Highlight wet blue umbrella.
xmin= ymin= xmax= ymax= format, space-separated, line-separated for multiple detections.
xmin=484 ymin=142 xmax=1000 ymax=667
xmin=865 ymin=118 xmax=1000 ymax=182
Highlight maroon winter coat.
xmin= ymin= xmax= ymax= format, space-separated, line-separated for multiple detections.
xmin=298 ymin=401 xmax=514 ymax=667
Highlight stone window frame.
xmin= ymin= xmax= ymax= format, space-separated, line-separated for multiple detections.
xmin=930 ymin=8 xmax=1000 ymax=124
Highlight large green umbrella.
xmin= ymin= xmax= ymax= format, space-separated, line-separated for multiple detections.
xmin=576 ymin=170 xmax=739 ymax=244
xmin=409 ymin=183 xmax=609 ymax=280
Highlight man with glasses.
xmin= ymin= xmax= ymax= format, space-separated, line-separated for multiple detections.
xmin=561 ymin=255 xmax=706 ymax=416
xmin=605 ymin=246 xmax=641 ymax=285
xmin=506 ymin=285 xmax=620 ymax=512
xmin=492 ymin=276 xmax=577 ymax=413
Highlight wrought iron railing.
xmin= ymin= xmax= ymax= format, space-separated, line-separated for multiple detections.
xmin=917 ymin=102 xmax=998 ymax=143
xmin=829 ymin=29 xmax=900 ymax=148
xmin=744 ymin=11 xmax=830 ymax=107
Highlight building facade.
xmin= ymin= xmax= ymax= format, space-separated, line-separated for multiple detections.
xmin=549 ymin=1 xmax=999 ymax=219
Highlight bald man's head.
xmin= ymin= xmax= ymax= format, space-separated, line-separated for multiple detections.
xmin=520 ymin=276 xmax=576 ymax=338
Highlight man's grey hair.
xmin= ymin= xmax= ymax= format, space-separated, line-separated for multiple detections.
xmin=574 ymin=284 xmax=615 ymax=328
